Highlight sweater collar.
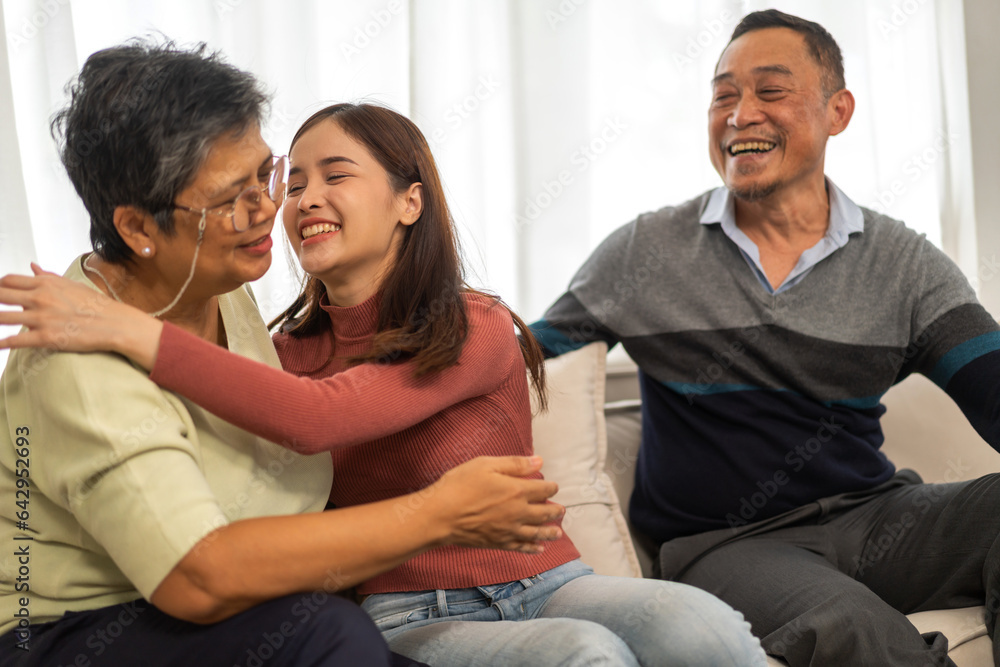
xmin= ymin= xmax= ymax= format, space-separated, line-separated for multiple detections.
xmin=699 ymin=177 xmax=864 ymax=240
xmin=320 ymin=291 xmax=381 ymax=348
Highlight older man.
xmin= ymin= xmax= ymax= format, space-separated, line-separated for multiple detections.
xmin=533 ymin=9 xmax=1000 ymax=667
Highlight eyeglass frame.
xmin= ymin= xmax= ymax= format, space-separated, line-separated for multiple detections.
xmin=167 ymin=155 xmax=289 ymax=232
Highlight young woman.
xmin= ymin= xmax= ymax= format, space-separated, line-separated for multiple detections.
xmin=0 ymin=45 xmax=561 ymax=667
xmin=0 ymin=103 xmax=767 ymax=666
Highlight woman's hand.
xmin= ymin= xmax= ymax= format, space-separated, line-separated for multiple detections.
xmin=150 ymin=455 xmax=565 ymax=623
xmin=0 ymin=264 xmax=163 ymax=369
xmin=422 ymin=455 xmax=564 ymax=553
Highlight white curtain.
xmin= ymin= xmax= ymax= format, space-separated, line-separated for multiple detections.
xmin=0 ymin=0 xmax=978 ymax=370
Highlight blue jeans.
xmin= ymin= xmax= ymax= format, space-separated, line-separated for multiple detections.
xmin=361 ymin=559 xmax=766 ymax=666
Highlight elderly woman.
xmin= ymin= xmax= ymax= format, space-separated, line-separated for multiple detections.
xmin=0 ymin=42 xmax=563 ymax=667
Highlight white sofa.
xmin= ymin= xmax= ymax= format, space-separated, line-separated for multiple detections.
xmin=532 ymin=343 xmax=998 ymax=666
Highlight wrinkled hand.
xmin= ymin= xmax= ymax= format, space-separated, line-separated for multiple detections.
xmin=425 ymin=455 xmax=564 ymax=554
xmin=0 ymin=264 xmax=161 ymax=368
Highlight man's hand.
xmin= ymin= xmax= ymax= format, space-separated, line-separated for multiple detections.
xmin=0 ymin=265 xmax=163 ymax=369
xmin=424 ymin=455 xmax=564 ymax=554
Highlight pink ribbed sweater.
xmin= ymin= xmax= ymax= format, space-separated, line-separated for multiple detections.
xmin=150 ymin=292 xmax=578 ymax=593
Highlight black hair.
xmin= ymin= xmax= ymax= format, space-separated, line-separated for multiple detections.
xmin=727 ymin=9 xmax=845 ymax=99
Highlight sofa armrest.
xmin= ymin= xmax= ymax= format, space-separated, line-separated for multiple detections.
xmin=604 ymin=400 xmax=656 ymax=576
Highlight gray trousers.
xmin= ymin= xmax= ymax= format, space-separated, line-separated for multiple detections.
xmin=656 ymin=471 xmax=1000 ymax=667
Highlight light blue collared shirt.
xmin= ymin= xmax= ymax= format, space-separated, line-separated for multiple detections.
xmin=698 ymin=178 xmax=865 ymax=294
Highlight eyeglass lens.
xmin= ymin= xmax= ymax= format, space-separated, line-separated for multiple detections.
xmin=232 ymin=157 xmax=289 ymax=231
xmin=269 ymin=156 xmax=288 ymax=202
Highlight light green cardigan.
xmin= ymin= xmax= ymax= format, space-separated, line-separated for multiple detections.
xmin=0 ymin=256 xmax=333 ymax=635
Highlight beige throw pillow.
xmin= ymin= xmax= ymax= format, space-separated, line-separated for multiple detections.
xmin=530 ymin=342 xmax=642 ymax=578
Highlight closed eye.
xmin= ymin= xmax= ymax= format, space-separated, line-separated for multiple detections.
xmin=207 ymin=192 xmax=241 ymax=211
xmin=286 ymin=173 xmax=348 ymax=196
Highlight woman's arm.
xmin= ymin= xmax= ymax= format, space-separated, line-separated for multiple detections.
xmin=0 ymin=267 xmax=163 ymax=368
xmin=151 ymin=455 xmax=563 ymax=623
xmin=150 ymin=301 xmax=519 ymax=453
xmin=5 ymin=320 xmax=563 ymax=627
xmin=0 ymin=269 xmax=524 ymax=453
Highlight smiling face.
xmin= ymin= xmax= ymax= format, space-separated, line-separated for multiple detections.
xmin=282 ymin=118 xmax=421 ymax=305
xmin=156 ymin=126 xmax=277 ymax=298
xmin=709 ymin=27 xmax=848 ymax=202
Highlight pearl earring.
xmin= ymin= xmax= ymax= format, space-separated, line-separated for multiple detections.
xmin=141 ymin=247 xmax=152 ymax=257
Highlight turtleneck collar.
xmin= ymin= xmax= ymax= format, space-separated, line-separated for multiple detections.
xmin=320 ymin=291 xmax=381 ymax=356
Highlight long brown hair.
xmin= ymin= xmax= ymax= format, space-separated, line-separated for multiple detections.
xmin=268 ymin=103 xmax=546 ymax=407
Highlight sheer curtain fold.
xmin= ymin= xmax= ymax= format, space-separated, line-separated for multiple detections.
xmin=0 ymin=0 xmax=981 ymax=371
xmin=0 ymin=8 xmax=35 ymax=274
xmin=409 ymin=0 xmax=520 ymax=303
xmin=2 ymin=0 xmax=83 ymax=272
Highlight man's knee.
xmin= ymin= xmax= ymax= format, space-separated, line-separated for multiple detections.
xmin=763 ymin=590 xmax=946 ymax=667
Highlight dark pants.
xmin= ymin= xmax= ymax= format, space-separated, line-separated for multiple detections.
xmin=1 ymin=593 xmax=428 ymax=667
xmin=664 ymin=473 xmax=1000 ymax=667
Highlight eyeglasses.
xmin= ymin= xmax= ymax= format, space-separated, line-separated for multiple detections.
xmin=170 ymin=155 xmax=289 ymax=232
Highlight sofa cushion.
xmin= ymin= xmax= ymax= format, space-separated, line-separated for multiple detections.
xmin=908 ymin=606 xmax=991 ymax=662
xmin=530 ymin=342 xmax=642 ymax=578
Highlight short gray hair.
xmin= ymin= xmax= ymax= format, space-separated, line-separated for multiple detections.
xmin=52 ymin=39 xmax=270 ymax=263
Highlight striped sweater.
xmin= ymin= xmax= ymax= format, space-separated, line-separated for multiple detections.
xmin=531 ymin=189 xmax=1000 ymax=544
